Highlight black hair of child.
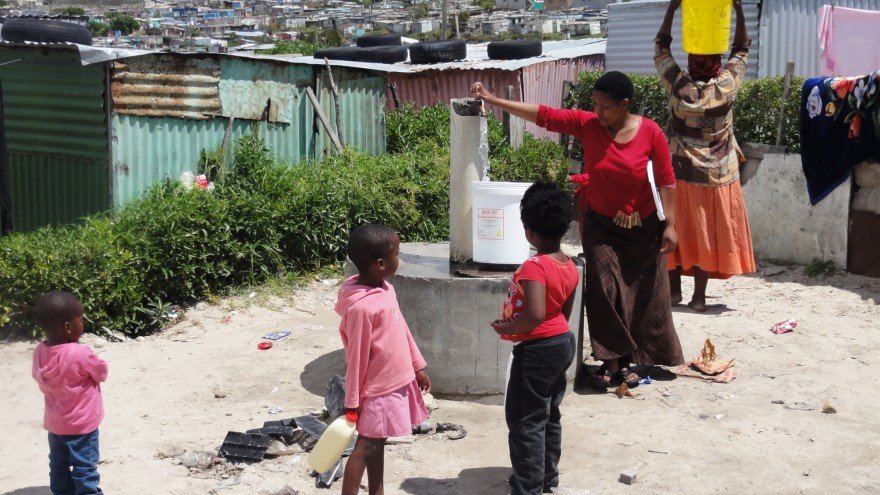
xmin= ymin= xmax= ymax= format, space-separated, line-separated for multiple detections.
xmin=347 ymin=224 xmax=396 ymax=272
xmin=594 ymin=70 xmax=634 ymax=103
xmin=520 ymin=181 xmax=572 ymax=241
xmin=34 ymin=291 xmax=82 ymax=332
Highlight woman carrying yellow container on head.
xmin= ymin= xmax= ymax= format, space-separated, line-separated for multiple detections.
xmin=655 ymin=0 xmax=756 ymax=312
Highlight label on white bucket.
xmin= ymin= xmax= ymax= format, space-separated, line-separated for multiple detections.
xmin=476 ymin=208 xmax=505 ymax=240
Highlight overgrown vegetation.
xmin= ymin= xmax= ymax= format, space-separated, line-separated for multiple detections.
xmin=567 ymin=71 xmax=805 ymax=153
xmin=0 ymin=105 xmax=568 ymax=339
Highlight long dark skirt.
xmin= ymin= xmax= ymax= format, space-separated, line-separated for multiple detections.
xmin=582 ymin=210 xmax=685 ymax=367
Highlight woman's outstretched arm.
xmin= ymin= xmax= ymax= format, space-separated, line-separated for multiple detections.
xmin=470 ymin=81 xmax=540 ymax=123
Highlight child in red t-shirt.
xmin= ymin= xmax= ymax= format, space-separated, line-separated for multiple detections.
xmin=491 ymin=182 xmax=579 ymax=495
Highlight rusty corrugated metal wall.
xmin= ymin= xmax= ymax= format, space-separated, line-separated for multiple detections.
xmin=521 ymin=55 xmax=605 ymax=140
xmin=386 ymin=57 xmax=604 ymax=141
xmin=112 ymin=56 xmax=222 ymax=120
xmin=0 ymin=46 xmax=109 ymax=232
xmin=387 ymin=68 xmax=522 ymax=119
xmin=110 ymin=55 xmax=319 ymax=207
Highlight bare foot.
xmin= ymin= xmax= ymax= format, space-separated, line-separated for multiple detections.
xmin=687 ymin=299 xmax=707 ymax=312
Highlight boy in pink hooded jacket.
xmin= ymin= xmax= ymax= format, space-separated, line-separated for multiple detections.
xmin=32 ymin=291 xmax=108 ymax=495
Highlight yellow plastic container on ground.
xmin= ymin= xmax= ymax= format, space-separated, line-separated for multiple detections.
xmin=682 ymin=0 xmax=732 ymax=55
xmin=307 ymin=411 xmax=358 ymax=474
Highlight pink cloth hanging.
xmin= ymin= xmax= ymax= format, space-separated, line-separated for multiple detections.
xmin=818 ymin=5 xmax=880 ymax=77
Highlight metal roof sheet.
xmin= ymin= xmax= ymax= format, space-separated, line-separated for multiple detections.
xmin=0 ymin=40 xmax=152 ymax=65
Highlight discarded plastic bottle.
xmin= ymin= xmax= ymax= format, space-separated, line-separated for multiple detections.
xmin=307 ymin=410 xmax=358 ymax=474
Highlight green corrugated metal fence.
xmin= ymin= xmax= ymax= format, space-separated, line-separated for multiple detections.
xmin=0 ymin=47 xmax=109 ymax=232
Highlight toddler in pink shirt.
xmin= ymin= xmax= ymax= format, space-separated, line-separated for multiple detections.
xmin=32 ymin=291 xmax=108 ymax=495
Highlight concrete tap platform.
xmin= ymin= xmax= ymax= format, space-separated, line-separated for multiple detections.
xmin=389 ymin=242 xmax=584 ymax=396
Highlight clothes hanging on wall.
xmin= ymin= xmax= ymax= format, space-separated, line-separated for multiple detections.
xmin=818 ymin=5 xmax=880 ymax=77
xmin=799 ymin=70 xmax=880 ymax=205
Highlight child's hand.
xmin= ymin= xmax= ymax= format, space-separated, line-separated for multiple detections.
xmin=415 ymin=368 xmax=432 ymax=393
xmin=491 ymin=319 xmax=515 ymax=336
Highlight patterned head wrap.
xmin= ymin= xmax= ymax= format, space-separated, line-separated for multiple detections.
xmin=687 ymin=54 xmax=723 ymax=82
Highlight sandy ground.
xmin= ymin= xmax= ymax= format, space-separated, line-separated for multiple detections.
xmin=3 ymin=240 xmax=880 ymax=495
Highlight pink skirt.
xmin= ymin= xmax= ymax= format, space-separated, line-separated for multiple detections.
xmin=356 ymin=379 xmax=428 ymax=439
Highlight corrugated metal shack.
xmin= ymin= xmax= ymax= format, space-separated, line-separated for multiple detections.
xmin=0 ymin=43 xmax=386 ymax=232
xmin=0 ymin=39 xmax=602 ymax=232
xmin=291 ymin=39 xmax=606 ymax=140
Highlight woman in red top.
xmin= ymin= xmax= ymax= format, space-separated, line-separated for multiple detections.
xmin=472 ymin=72 xmax=685 ymax=389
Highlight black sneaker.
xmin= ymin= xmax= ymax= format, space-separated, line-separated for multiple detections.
xmin=508 ymin=474 xmax=557 ymax=493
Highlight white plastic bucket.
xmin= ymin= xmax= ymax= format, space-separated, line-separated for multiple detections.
xmin=471 ymin=181 xmax=532 ymax=265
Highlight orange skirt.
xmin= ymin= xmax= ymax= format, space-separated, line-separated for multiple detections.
xmin=666 ymin=180 xmax=755 ymax=279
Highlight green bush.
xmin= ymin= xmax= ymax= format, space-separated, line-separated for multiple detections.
xmin=0 ymin=132 xmax=450 ymax=338
xmin=387 ymin=103 xmax=571 ymax=190
xmin=567 ymin=71 xmax=804 ymax=153
xmin=0 ymin=105 xmax=570 ymax=339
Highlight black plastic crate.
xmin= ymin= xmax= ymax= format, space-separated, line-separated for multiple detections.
xmin=217 ymin=431 xmax=272 ymax=464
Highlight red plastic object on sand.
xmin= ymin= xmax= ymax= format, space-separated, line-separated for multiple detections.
xmin=257 ymin=341 xmax=273 ymax=350
xmin=771 ymin=319 xmax=797 ymax=334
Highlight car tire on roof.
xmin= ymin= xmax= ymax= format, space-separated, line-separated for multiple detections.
xmin=487 ymin=39 xmax=542 ymax=60
xmin=409 ymin=39 xmax=467 ymax=64
xmin=357 ymin=45 xmax=408 ymax=64
xmin=355 ymin=33 xmax=402 ymax=47
xmin=313 ymin=46 xmax=362 ymax=62
xmin=1 ymin=18 xmax=93 ymax=46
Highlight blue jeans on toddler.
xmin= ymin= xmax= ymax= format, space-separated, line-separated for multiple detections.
xmin=48 ymin=429 xmax=103 ymax=495
xmin=506 ymin=332 xmax=576 ymax=495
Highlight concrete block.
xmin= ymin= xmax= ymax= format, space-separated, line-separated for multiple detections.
xmin=742 ymin=152 xmax=848 ymax=266
xmin=854 ymin=160 xmax=880 ymax=189
xmin=853 ymin=187 xmax=880 ymax=215
xmin=618 ymin=469 xmax=637 ymax=485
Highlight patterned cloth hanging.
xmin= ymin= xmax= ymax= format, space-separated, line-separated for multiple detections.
xmin=800 ymin=70 xmax=880 ymax=205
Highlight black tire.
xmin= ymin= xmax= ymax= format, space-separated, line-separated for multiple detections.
xmin=1 ymin=18 xmax=92 ymax=46
xmin=487 ymin=40 xmax=542 ymax=60
xmin=356 ymin=45 xmax=408 ymax=64
xmin=356 ymin=33 xmax=401 ymax=48
xmin=313 ymin=46 xmax=362 ymax=62
xmin=409 ymin=39 xmax=467 ymax=64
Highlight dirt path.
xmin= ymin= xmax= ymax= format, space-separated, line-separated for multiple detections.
xmin=3 ymin=259 xmax=879 ymax=495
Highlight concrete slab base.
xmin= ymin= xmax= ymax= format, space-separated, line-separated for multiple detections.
xmin=385 ymin=242 xmax=584 ymax=396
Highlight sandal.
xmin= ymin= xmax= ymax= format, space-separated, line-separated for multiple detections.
xmin=615 ymin=368 xmax=640 ymax=388
xmin=589 ymin=366 xmax=613 ymax=388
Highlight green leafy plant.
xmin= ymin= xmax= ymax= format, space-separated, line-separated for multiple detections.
xmin=136 ymin=296 xmax=174 ymax=329
xmin=804 ymin=258 xmax=835 ymax=278
xmin=386 ymin=103 xmax=571 ymax=190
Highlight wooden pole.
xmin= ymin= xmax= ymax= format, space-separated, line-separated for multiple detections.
xmin=221 ymin=116 xmax=235 ymax=170
xmin=324 ymin=58 xmax=345 ymax=148
xmin=388 ymin=82 xmax=400 ymax=109
xmin=502 ymin=85 xmax=523 ymax=149
xmin=775 ymin=61 xmax=795 ymax=147
xmin=305 ymin=86 xmax=343 ymax=153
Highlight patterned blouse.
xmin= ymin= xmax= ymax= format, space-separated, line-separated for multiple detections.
xmin=654 ymin=34 xmax=750 ymax=187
